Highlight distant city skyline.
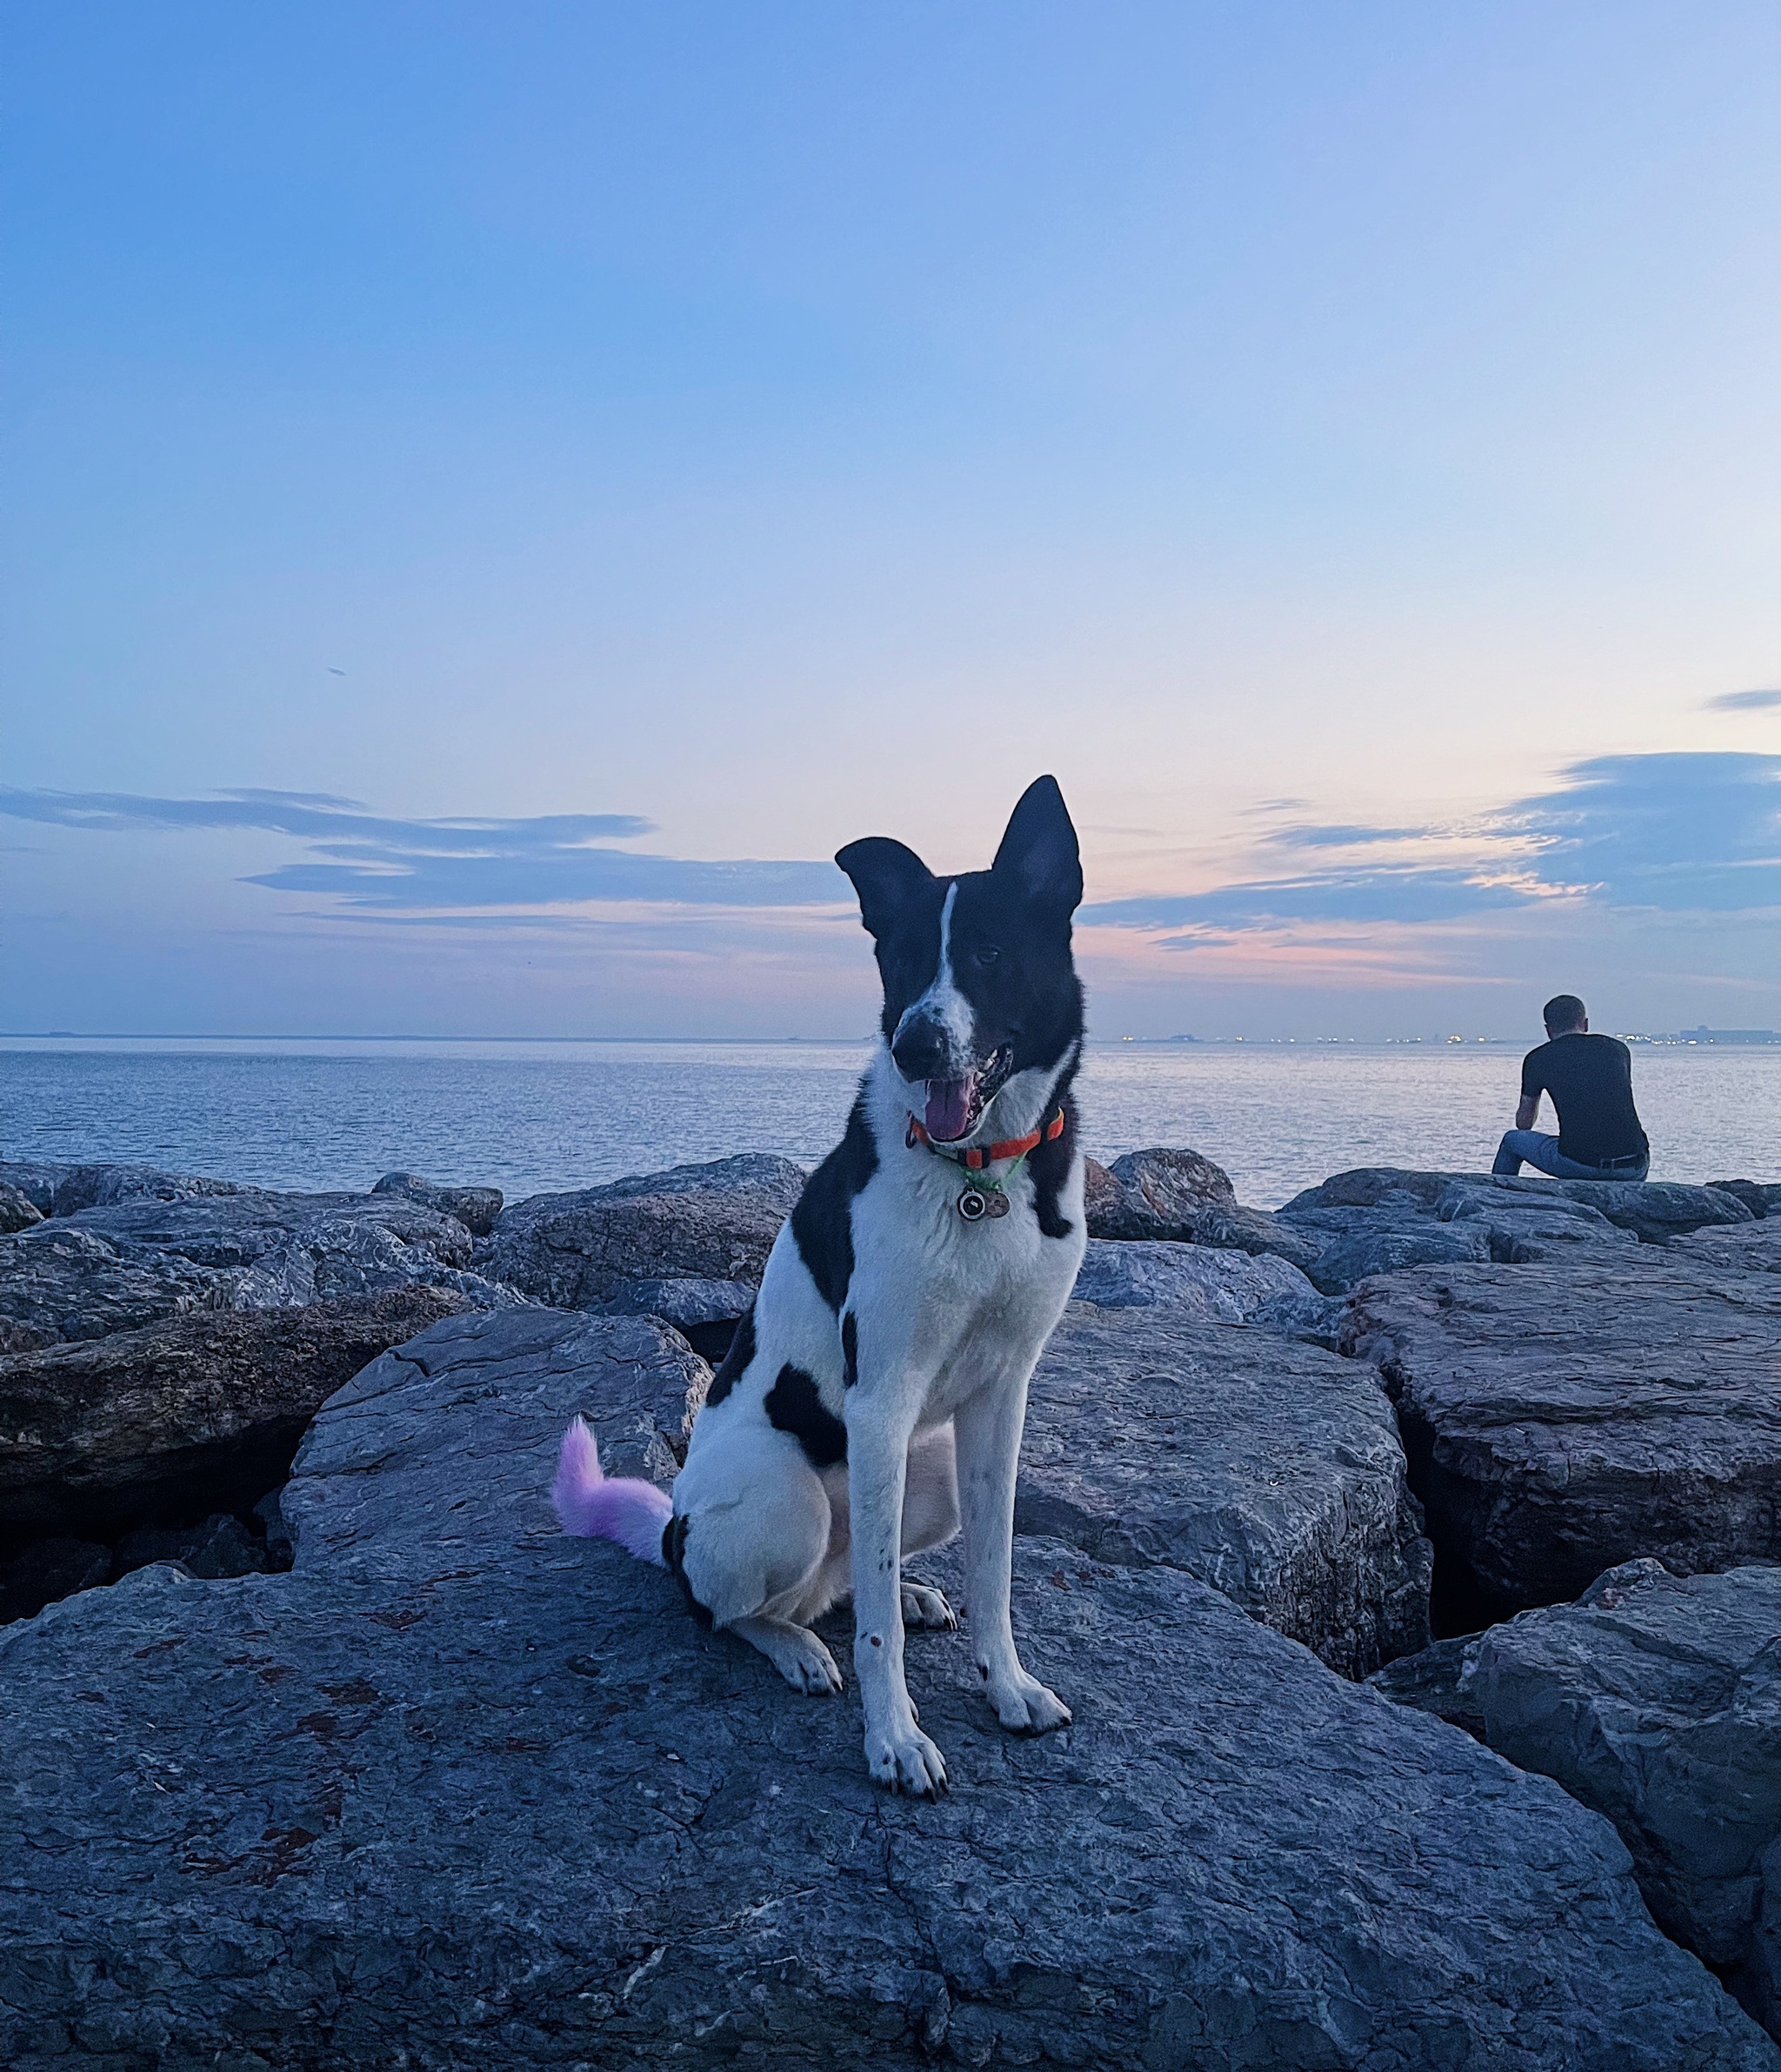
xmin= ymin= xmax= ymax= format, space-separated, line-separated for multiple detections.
xmin=4 ymin=5 xmax=1778 ymax=1038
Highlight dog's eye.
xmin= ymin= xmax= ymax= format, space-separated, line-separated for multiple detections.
xmin=973 ymin=946 xmax=1000 ymax=969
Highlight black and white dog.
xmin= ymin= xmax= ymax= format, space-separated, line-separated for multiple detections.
xmin=554 ymin=776 xmax=1087 ymax=1796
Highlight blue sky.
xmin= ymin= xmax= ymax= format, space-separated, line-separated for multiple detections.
xmin=4 ymin=3 xmax=1778 ymax=1037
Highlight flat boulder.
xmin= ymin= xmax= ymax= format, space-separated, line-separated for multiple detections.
xmin=1434 ymin=1180 xmax=1639 ymax=1260
xmin=1017 ymin=1302 xmax=1431 ymax=1675
xmin=1348 ymin=1252 xmax=1781 ymax=1618
xmin=1278 ymin=1168 xmax=1751 ymax=1290
xmin=481 ymin=1152 xmax=806 ymax=1311
xmin=54 ymin=1189 xmax=518 ymax=1316
xmin=1386 ymin=1561 xmax=1781 ymax=2042
xmin=0 ymin=1223 xmax=223 ymax=1354
xmin=1303 ymin=1214 xmax=1496 ymax=1293
xmin=1084 ymin=1146 xmax=1322 ymax=1269
xmin=48 ymin=1162 xmax=261 ymax=1216
xmin=1070 ymin=1236 xmax=1339 ymax=1341
xmin=1284 ymin=1166 xmax=1752 ymax=1247
xmin=0 ymin=1286 xmax=470 ymax=1541
xmin=372 ymin=1169 xmax=504 ymax=1236
xmin=1 ymin=1305 xmax=1769 ymax=2071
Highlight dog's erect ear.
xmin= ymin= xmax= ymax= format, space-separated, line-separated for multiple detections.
xmin=991 ymin=776 xmax=1083 ymax=916
xmin=835 ymin=836 xmax=935 ymax=939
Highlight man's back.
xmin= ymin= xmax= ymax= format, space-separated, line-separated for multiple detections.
xmin=1521 ymin=1033 xmax=1648 ymax=1169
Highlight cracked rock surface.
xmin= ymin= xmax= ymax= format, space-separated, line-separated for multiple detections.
xmin=1018 ymin=1302 xmax=1431 ymax=1676
xmin=2 ymin=1304 xmax=1771 ymax=2071
xmin=1379 ymin=1561 xmax=1781 ymax=2044
xmin=478 ymin=1152 xmax=807 ymax=1314
xmin=1347 ymin=1252 xmax=1781 ymax=1617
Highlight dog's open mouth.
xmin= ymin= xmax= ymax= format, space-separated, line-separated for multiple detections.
xmin=923 ymin=1046 xmax=1015 ymax=1143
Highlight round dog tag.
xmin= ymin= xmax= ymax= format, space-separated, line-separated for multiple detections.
xmin=983 ymin=1191 xmax=1011 ymax=1218
xmin=957 ymin=1187 xmax=988 ymax=1222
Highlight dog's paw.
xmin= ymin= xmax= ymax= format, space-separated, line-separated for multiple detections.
xmin=900 ymin=1582 xmax=957 ymax=1631
xmin=865 ymin=1720 xmax=949 ymax=1799
xmin=987 ymin=1670 xmax=1071 ymax=1736
xmin=746 ymin=1624 xmax=841 ymax=1690
xmin=763 ymin=1626 xmax=844 ymax=1695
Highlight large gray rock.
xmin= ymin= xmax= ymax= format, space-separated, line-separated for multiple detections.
xmin=0 ymin=1162 xmax=70 ymax=1215
xmin=48 ymin=1162 xmax=261 ymax=1216
xmin=1070 ymin=1236 xmax=1331 ymax=1332
xmin=1085 ymin=1147 xmax=1321 ymax=1269
xmin=1433 ymin=1180 xmax=1640 ymax=1261
xmin=0 ymin=1286 xmax=472 ymax=1541
xmin=481 ymin=1152 xmax=806 ymax=1311
xmin=1017 ymin=1302 xmax=1432 ymax=1676
xmin=17 ymin=1189 xmax=524 ymax=1330
xmin=1384 ymin=1562 xmax=1781 ymax=2042
xmin=0 ymin=1183 xmax=43 ymax=1236
xmin=0 ymin=1223 xmax=223 ymax=1354
xmin=1283 ymin=1167 xmax=1753 ymax=1247
xmin=1 ymin=1304 xmax=1770 ymax=2071
xmin=1298 ymin=1210 xmax=1496 ymax=1293
xmin=372 ymin=1169 xmax=504 ymax=1237
xmin=1348 ymin=1252 xmax=1781 ymax=1618
xmin=1278 ymin=1168 xmax=1751 ymax=1293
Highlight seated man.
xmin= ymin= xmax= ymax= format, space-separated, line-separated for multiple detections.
xmin=1493 ymin=994 xmax=1650 ymax=1181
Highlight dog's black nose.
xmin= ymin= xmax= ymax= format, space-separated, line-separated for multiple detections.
xmin=891 ymin=1014 xmax=957 ymax=1083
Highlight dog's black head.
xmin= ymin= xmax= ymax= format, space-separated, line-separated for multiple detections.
xmin=836 ymin=776 xmax=1085 ymax=1143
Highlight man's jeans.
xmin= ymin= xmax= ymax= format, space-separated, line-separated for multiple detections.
xmin=1492 ymin=1130 xmax=1650 ymax=1182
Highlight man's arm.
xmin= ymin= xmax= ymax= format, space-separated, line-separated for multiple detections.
xmin=1515 ymin=1092 xmax=1539 ymax=1130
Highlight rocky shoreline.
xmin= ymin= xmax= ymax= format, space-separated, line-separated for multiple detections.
xmin=4 ymin=1148 xmax=1781 ymax=2066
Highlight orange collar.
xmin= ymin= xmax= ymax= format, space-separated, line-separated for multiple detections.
xmin=905 ymin=1104 xmax=1065 ymax=1170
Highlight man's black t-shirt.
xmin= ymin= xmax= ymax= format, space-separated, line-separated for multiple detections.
xmin=1521 ymin=1033 xmax=1649 ymax=1168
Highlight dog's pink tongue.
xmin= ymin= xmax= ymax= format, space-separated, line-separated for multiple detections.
xmin=924 ymin=1076 xmax=977 ymax=1143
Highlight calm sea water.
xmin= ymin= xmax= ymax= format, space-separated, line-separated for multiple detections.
xmin=2 ymin=1038 xmax=1777 ymax=1210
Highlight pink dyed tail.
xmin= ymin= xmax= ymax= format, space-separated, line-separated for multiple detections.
xmin=551 ymin=1417 xmax=673 ymax=1565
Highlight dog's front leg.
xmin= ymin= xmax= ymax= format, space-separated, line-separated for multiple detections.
xmin=847 ymin=1397 xmax=949 ymax=1797
xmin=956 ymin=1372 xmax=1071 ymax=1735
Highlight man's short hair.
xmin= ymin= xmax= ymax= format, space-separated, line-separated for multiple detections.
xmin=1544 ymin=994 xmax=1587 ymax=1036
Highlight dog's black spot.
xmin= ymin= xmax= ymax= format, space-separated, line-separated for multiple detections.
xmin=791 ymin=1096 xmax=876 ymax=1312
xmin=661 ymin=1514 xmax=714 ymax=1630
xmin=703 ymin=1304 xmax=756 ymax=1408
xmin=840 ymin=1310 xmax=858 ymax=1389
xmin=764 ymin=1362 xmax=848 ymax=1469
xmin=1030 ymin=1078 xmax=1082 ymax=1241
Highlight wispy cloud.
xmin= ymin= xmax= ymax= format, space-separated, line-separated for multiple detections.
xmin=1271 ymin=823 xmax=1433 ymax=850
xmin=1499 ymin=752 xmax=1781 ymax=909
xmin=1085 ymin=866 xmax=1551 ymax=931
xmin=1084 ymin=751 xmax=1781 ymax=936
xmin=0 ymin=787 xmax=653 ymax=849
xmin=0 ymin=786 xmax=846 ymax=912
xmin=10 ymin=755 xmax=1780 ymax=942
xmin=1706 ymin=689 xmax=1781 ymax=713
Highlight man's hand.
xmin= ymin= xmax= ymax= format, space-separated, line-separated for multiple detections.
xmin=1515 ymin=1094 xmax=1539 ymax=1131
